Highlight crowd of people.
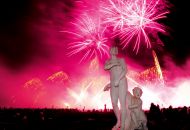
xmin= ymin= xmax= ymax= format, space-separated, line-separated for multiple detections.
xmin=0 ymin=103 xmax=190 ymax=130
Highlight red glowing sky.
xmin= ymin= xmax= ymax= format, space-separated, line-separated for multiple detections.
xmin=0 ymin=0 xmax=190 ymax=109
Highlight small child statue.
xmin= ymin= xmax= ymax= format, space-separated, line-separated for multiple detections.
xmin=128 ymin=87 xmax=148 ymax=130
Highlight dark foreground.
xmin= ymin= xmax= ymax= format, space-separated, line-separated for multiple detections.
xmin=0 ymin=104 xmax=190 ymax=130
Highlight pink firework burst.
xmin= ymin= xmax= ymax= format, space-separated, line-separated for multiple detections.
xmin=101 ymin=0 xmax=170 ymax=53
xmin=61 ymin=14 xmax=109 ymax=63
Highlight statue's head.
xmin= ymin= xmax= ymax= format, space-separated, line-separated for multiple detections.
xmin=110 ymin=46 xmax=118 ymax=55
xmin=132 ymin=87 xmax=143 ymax=98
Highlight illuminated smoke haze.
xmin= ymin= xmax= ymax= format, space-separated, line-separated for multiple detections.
xmin=0 ymin=0 xmax=190 ymax=110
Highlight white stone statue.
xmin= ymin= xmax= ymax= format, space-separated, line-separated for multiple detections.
xmin=128 ymin=87 xmax=148 ymax=130
xmin=103 ymin=85 xmax=148 ymax=130
xmin=104 ymin=47 xmax=128 ymax=130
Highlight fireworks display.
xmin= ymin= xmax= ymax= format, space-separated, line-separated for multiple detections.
xmin=24 ymin=78 xmax=43 ymax=90
xmin=3 ymin=51 xmax=190 ymax=110
xmin=23 ymin=78 xmax=46 ymax=107
xmin=47 ymin=71 xmax=69 ymax=84
xmin=1 ymin=0 xmax=190 ymax=110
xmin=137 ymin=50 xmax=165 ymax=86
xmin=62 ymin=13 xmax=109 ymax=62
xmin=63 ymin=0 xmax=169 ymax=60
xmin=100 ymin=0 xmax=169 ymax=53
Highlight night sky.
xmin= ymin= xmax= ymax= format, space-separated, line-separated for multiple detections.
xmin=0 ymin=0 xmax=190 ymax=108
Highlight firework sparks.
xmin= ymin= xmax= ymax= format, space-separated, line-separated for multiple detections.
xmin=136 ymin=50 xmax=165 ymax=86
xmin=66 ymin=75 xmax=111 ymax=109
xmin=101 ymin=0 xmax=169 ymax=53
xmin=23 ymin=78 xmax=46 ymax=106
xmin=47 ymin=71 xmax=69 ymax=83
xmin=61 ymin=14 xmax=110 ymax=62
xmin=152 ymin=50 xmax=164 ymax=85
xmin=67 ymin=81 xmax=92 ymax=104
xmin=24 ymin=78 xmax=43 ymax=90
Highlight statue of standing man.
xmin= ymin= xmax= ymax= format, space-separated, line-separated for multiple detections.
xmin=104 ymin=47 xmax=128 ymax=130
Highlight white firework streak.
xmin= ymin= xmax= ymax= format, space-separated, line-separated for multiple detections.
xmin=101 ymin=0 xmax=169 ymax=53
xmin=61 ymin=14 xmax=109 ymax=62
